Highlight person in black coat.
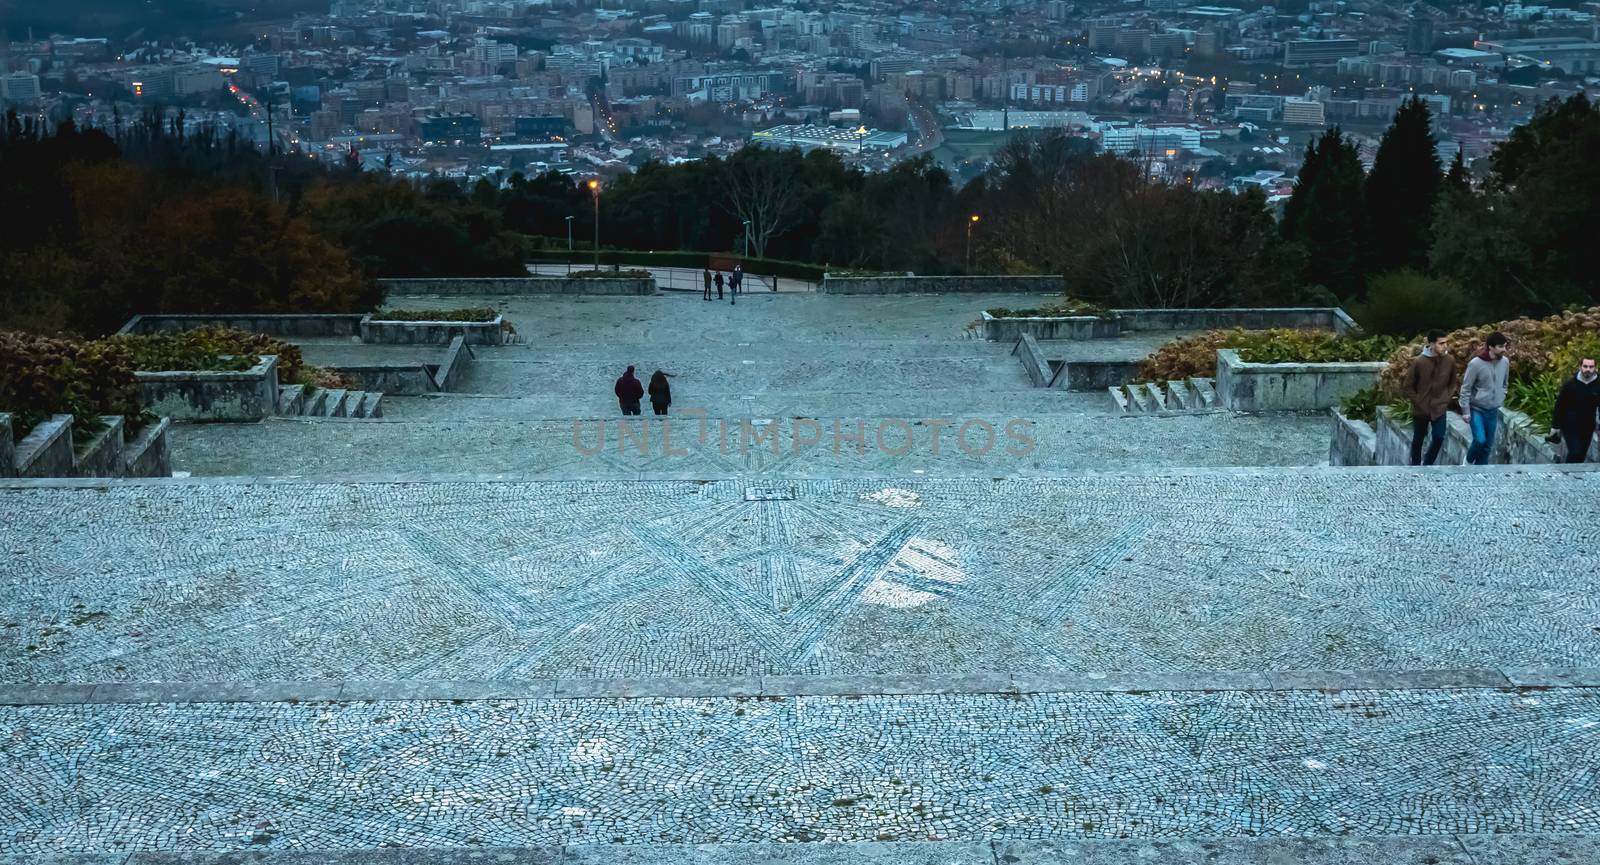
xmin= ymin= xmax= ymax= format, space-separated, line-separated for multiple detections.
xmin=714 ymin=271 xmax=724 ymax=300
xmin=702 ymin=267 xmax=712 ymax=301
xmin=647 ymin=370 xmax=674 ymax=415
xmin=614 ymin=365 xmax=644 ymax=415
xmin=1553 ymin=357 xmax=1600 ymax=463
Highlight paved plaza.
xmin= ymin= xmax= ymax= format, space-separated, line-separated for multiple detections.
xmin=3 ymin=292 xmax=1598 ymax=863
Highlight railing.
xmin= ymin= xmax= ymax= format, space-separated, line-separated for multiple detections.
xmin=525 ymin=262 xmax=818 ymax=293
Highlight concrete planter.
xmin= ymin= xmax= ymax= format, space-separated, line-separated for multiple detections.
xmin=118 ymin=314 xmax=365 ymax=337
xmin=13 ymin=415 xmax=75 ymax=478
xmin=1061 ymin=361 xmax=1144 ymax=391
xmin=1328 ymin=412 xmax=1378 ymax=467
xmin=379 ymin=277 xmax=655 ymax=296
xmin=135 ymin=355 xmax=280 ymax=422
xmin=360 ymin=314 xmax=505 ymax=346
xmin=820 ymin=275 xmax=1066 ymax=295
xmin=981 ymin=311 xmax=1121 ymax=342
xmin=1215 ymin=349 xmax=1385 ymax=413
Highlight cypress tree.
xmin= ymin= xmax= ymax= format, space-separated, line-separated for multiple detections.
xmin=1365 ymin=96 xmax=1442 ymax=275
xmin=1445 ymin=146 xmax=1470 ymax=192
xmin=1282 ymin=127 xmax=1368 ymax=299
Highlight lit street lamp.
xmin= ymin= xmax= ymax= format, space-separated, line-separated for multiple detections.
xmin=587 ymin=179 xmax=600 ymax=270
xmin=966 ymin=214 xmax=980 ymax=271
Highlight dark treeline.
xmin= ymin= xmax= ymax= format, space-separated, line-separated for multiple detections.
xmin=0 ymin=108 xmax=526 ymax=336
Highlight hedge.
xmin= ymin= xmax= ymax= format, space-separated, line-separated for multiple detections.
xmin=1138 ymin=328 xmax=1402 ymax=382
xmin=0 ymin=332 xmax=143 ymax=442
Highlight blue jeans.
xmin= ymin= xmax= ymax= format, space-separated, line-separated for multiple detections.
xmin=1467 ymin=407 xmax=1500 ymax=465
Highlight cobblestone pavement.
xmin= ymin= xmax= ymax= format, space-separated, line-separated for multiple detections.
xmin=3 ymin=687 xmax=1599 ymax=853
xmin=3 ymin=472 xmax=1597 ymax=685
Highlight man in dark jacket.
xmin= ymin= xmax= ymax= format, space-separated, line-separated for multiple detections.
xmin=1403 ymin=329 xmax=1456 ymax=466
xmin=702 ymin=267 xmax=712 ymax=301
xmin=1553 ymin=356 xmax=1600 ymax=463
xmin=714 ymin=270 xmax=725 ymax=300
xmin=614 ymin=366 xmax=644 ymax=415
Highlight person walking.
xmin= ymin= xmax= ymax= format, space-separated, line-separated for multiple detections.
xmin=614 ymin=365 xmax=644 ymax=416
xmin=714 ymin=270 xmax=725 ymax=300
xmin=702 ymin=267 xmax=712 ymax=301
xmin=1459 ymin=331 xmax=1511 ymax=465
xmin=1402 ymin=329 xmax=1456 ymax=466
xmin=1552 ymin=356 xmax=1600 ymax=463
xmin=647 ymin=370 xmax=674 ymax=416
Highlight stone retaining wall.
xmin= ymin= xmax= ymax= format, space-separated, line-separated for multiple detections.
xmin=361 ymin=315 xmax=505 ymax=346
xmin=433 ymin=336 xmax=471 ymax=391
xmin=0 ymin=413 xmax=170 ymax=478
xmin=979 ymin=307 xmax=1358 ymax=341
xmin=1368 ymin=405 xmax=1568 ymax=466
xmin=1215 ymin=349 xmax=1384 ymax=412
xmin=12 ymin=415 xmax=74 ymax=478
xmin=981 ymin=312 xmax=1120 ymax=342
xmin=380 ymin=277 xmax=654 ymax=296
xmin=1012 ymin=335 xmax=1054 ymax=388
xmin=1060 ymin=361 xmax=1144 ymax=391
xmin=135 ymin=355 xmax=281 ymax=422
xmin=1328 ymin=412 xmax=1378 ymax=467
xmin=821 ymin=275 xmax=1066 ymax=295
xmin=1116 ymin=307 xmax=1358 ymax=334
xmin=118 ymin=314 xmax=365 ymax=337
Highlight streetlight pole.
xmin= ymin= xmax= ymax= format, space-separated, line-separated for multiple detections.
xmin=565 ymin=215 xmax=574 ymax=252
xmin=742 ymin=219 xmax=751 ymax=257
xmin=966 ymin=214 xmax=980 ymax=271
xmin=587 ymin=179 xmax=600 ymax=271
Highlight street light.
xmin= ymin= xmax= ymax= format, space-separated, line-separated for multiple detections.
xmin=966 ymin=214 xmax=980 ymax=271
xmin=565 ymin=215 xmax=574 ymax=252
xmin=742 ymin=219 xmax=751 ymax=257
xmin=587 ymin=179 xmax=600 ymax=271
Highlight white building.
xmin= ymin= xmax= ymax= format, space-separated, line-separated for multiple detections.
xmin=0 ymin=72 xmax=42 ymax=102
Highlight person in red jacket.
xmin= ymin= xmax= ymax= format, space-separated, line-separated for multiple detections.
xmin=614 ymin=366 xmax=644 ymax=415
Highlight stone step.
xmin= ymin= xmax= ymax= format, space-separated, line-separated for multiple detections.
xmin=300 ymin=388 xmax=328 ymax=418
xmin=1107 ymin=385 xmax=1131 ymax=414
xmin=1168 ymin=378 xmax=1195 ymax=410
xmin=276 ymin=384 xmax=306 ymax=417
xmin=357 ymin=391 xmax=384 ymax=419
xmin=321 ymin=388 xmax=350 ymax=418
xmin=1142 ymin=381 xmax=1168 ymax=412
xmin=1189 ymin=376 xmax=1218 ymax=409
xmin=1125 ymin=383 xmax=1152 ymax=413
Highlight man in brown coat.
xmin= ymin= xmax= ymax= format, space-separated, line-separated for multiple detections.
xmin=1403 ymin=329 xmax=1456 ymax=466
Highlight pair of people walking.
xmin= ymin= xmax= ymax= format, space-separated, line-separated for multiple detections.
xmin=701 ymin=265 xmax=743 ymax=302
xmin=1404 ymin=330 xmax=1597 ymax=464
xmin=1403 ymin=330 xmax=1512 ymax=466
xmin=613 ymin=366 xmax=674 ymax=416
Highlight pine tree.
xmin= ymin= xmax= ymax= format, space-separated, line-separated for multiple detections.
xmin=1365 ymin=96 xmax=1442 ymax=276
xmin=1445 ymin=146 xmax=1470 ymax=192
xmin=1282 ymin=127 xmax=1368 ymax=299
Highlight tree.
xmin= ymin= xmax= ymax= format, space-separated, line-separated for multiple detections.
xmin=1490 ymin=94 xmax=1594 ymax=190
xmin=1445 ymin=147 xmax=1470 ymax=193
xmin=1365 ymin=96 xmax=1442 ymax=274
xmin=718 ymin=146 xmax=806 ymax=258
xmin=1282 ymin=127 xmax=1368 ymax=299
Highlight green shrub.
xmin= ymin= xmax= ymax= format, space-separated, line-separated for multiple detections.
xmin=1350 ymin=270 xmax=1476 ymax=337
xmin=1507 ymin=371 xmax=1564 ymax=432
xmin=1138 ymin=328 xmax=1401 ymax=381
xmin=374 ymin=308 xmax=499 ymax=322
xmin=103 ymin=326 xmax=308 ymax=384
xmin=1340 ymin=388 xmax=1381 ymax=423
xmin=0 ymin=331 xmax=143 ymax=441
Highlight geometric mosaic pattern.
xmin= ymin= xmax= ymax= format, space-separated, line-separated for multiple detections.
xmin=4 ymin=687 xmax=1599 ymax=853
xmin=5 ymin=472 xmax=1598 ymax=686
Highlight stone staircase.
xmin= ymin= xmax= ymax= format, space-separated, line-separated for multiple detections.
xmin=276 ymin=384 xmax=385 ymax=419
xmin=1108 ymin=377 xmax=1219 ymax=415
